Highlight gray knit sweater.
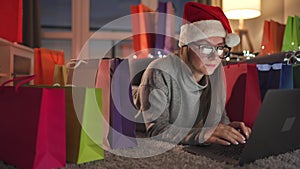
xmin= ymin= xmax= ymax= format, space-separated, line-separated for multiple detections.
xmin=134 ymin=55 xmax=230 ymax=145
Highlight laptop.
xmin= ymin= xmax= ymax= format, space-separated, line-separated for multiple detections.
xmin=183 ymin=89 xmax=300 ymax=166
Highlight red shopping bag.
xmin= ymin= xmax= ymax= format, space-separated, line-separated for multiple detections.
xmin=0 ymin=0 xmax=22 ymax=42
xmin=131 ymin=4 xmax=156 ymax=58
xmin=260 ymin=20 xmax=285 ymax=56
xmin=34 ymin=48 xmax=65 ymax=85
xmin=224 ymin=63 xmax=261 ymax=128
xmin=0 ymin=76 xmax=66 ymax=169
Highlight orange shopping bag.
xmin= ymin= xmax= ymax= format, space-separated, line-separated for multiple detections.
xmin=34 ymin=48 xmax=65 ymax=85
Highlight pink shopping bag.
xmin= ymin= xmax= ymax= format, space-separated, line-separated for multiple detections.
xmin=0 ymin=76 xmax=66 ymax=169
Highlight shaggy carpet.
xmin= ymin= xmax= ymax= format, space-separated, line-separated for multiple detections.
xmin=1 ymin=138 xmax=300 ymax=169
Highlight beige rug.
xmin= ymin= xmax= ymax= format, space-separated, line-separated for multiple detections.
xmin=1 ymin=138 xmax=300 ymax=169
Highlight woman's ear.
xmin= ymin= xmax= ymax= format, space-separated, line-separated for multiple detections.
xmin=181 ymin=45 xmax=189 ymax=55
xmin=179 ymin=45 xmax=189 ymax=64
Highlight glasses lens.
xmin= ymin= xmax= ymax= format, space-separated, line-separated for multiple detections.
xmin=199 ymin=45 xmax=213 ymax=56
xmin=217 ymin=47 xmax=224 ymax=56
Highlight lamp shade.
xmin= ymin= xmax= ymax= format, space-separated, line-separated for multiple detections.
xmin=222 ymin=0 xmax=261 ymax=20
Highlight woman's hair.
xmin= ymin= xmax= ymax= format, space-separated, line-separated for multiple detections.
xmin=176 ymin=46 xmax=212 ymax=127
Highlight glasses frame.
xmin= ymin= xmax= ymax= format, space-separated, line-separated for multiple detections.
xmin=189 ymin=43 xmax=231 ymax=59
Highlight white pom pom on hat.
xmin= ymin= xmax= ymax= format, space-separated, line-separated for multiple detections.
xmin=225 ymin=33 xmax=240 ymax=47
xmin=178 ymin=2 xmax=240 ymax=48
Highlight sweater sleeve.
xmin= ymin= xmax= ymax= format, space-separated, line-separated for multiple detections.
xmin=220 ymin=109 xmax=231 ymax=124
xmin=134 ymin=68 xmax=207 ymax=145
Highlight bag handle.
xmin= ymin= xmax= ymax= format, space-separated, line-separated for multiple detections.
xmin=66 ymin=59 xmax=88 ymax=69
xmin=53 ymin=83 xmax=75 ymax=87
xmin=284 ymin=50 xmax=300 ymax=64
xmin=1 ymin=75 xmax=36 ymax=91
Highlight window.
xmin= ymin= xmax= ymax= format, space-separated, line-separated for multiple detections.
xmin=40 ymin=0 xmax=71 ymax=32
xmin=90 ymin=0 xmax=139 ymax=31
xmin=40 ymin=0 xmax=72 ymax=61
xmin=40 ymin=0 xmax=203 ymax=60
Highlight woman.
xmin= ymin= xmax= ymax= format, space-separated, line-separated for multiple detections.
xmin=134 ymin=2 xmax=251 ymax=145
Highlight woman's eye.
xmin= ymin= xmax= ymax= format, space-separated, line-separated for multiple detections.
xmin=217 ymin=49 xmax=223 ymax=55
xmin=217 ymin=46 xmax=224 ymax=50
xmin=201 ymin=47 xmax=212 ymax=54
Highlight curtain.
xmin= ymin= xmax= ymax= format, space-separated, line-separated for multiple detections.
xmin=23 ymin=0 xmax=41 ymax=48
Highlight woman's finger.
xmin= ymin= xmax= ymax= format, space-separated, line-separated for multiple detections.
xmin=213 ymin=126 xmax=243 ymax=145
xmin=225 ymin=125 xmax=246 ymax=143
xmin=246 ymin=127 xmax=252 ymax=139
xmin=208 ymin=136 xmax=231 ymax=146
xmin=230 ymin=122 xmax=249 ymax=140
xmin=238 ymin=122 xmax=250 ymax=139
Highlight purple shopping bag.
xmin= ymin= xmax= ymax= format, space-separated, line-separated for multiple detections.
xmin=155 ymin=2 xmax=166 ymax=54
xmin=108 ymin=58 xmax=137 ymax=149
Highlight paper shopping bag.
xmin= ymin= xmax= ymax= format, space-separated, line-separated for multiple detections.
xmin=34 ymin=48 xmax=65 ymax=85
xmin=95 ymin=59 xmax=111 ymax=149
xmin=292 ymin=16 xmax=300 ymax=50
xmin=224 ymin=63 xmax=261 ymax=128
xmin=292 ymin=64 xmax=300 ymax=88
xmin=131 ymin=4 xmax=156 ymax=58
xmin=65 ymin=87 xmax=104 ymax=164
xmin=164 ymin=1 xmax=176 ymax=54
xmin=0 ymin=76 xmax=66 ymax=169
xmin=155 ymin=2 xmax=167 ymax=53
xmin=67 ymin=59 xmax=99 ymax=87
xmin=53 ymin=64 xmax=68 ymax=86
xmin=260 ymin=20 xmax=285 ymax=56
xmin=282 ymin=16 xmax=300 ymax=51
xmin=279 ymin=64 xmax=294 ymax=89
xmin=257 ymin=63 xmax=293 ymax=100
xmin=108 ymin=58 xmax=137 ymax=149
xmin=0 ymin=0 xmax=22 ymax=42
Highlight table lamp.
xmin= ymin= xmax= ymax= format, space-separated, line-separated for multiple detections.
xmin=222 ymin=0 xmax=261 ymax=52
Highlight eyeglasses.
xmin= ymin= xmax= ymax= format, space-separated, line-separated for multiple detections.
xmin=190 ymin=44 xmax=231 ymax=59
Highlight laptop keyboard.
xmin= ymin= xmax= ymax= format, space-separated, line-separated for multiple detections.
xmin=184 ymin=143 xmax=246 ymax=161
xmin=209 ymin=144 xmax=246 ymax=160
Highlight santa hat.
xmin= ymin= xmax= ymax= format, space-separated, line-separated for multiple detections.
xmin=179 ymin=2 xmax=240 ymax=48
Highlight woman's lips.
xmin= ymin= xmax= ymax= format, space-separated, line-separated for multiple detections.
xmin=205 ymin=64 xmax=216 ymax=68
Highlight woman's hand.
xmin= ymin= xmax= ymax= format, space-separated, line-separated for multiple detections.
xmin=205 ymin=122 xmax=252 ymax=146
xmin=228 ymin=121 xmax=251 ymax=139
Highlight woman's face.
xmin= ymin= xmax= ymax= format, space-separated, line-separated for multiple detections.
xmin=188 ymin=37 xmax=225 ymax=75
